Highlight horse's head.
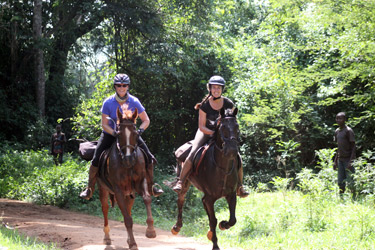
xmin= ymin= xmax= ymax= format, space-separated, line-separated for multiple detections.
xmin=215 ymin=107 xmax=239 ymax=158
xmin=116 ymin=107 xmax=139 ymax=165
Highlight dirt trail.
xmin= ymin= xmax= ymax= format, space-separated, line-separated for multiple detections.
xmin=0 ymin=198 xmax=226 ymax=250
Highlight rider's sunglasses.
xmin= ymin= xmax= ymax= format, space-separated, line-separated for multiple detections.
xmin=115 ymin=84 xmax=129 ymax=88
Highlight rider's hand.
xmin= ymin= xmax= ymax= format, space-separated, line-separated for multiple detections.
xmin=112 ymin=130 xmax=120 ymax=138
xmin=137 ymin=128 xmax=145 ymax=135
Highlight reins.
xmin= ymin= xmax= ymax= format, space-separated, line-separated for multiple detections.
xmin=209 ymin=116 xmax=238 ymax=176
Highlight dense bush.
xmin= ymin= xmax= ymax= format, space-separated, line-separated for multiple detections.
xmin=0 ymin=147 xmax=87 ymax=208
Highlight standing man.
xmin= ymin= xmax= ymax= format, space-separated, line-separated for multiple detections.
xmin=51 ymin=124 xmax=66 ymax=165
xmin=333 ymin=112 xmax=356 ymax=194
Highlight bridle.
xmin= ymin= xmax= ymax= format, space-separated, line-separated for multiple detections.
xmin=215 ymin=116 xmax=239 ymax=151
xmin=116 ymin=120 xmax=139 ymax=167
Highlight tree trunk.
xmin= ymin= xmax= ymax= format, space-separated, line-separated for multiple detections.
xmin=33 ymin=0 xmax=45 ymax=117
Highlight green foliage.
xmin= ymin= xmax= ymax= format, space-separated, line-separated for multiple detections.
xmin=24 ymin=118 xmax=55 ymax=150
xmin=296 ymin=148 xmax=337 ymax=196
xmin=352 ymin=150 xmax=375 ymax=197
xmin=0 ymin=147 xmax=87 ymax=208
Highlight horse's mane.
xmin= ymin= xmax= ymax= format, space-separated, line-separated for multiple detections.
xmin=223 ymin=108 xmax=236 ymax=118
xmin=121 ymin=105 xmax=136 ymax=122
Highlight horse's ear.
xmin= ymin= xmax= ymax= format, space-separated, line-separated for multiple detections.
xmin=220 ymin=107 xmax=225 ymax=117
xmin=116 ymin=107 xmax=122 ymax=123
xmin=233 ymin=107 xmax=238 ymax=116
xmin=132 ymin=108 xmax=138 ymax=122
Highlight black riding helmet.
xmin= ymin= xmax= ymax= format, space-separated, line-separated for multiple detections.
xmin=207 ymin=75 xmax=225 ymax=92
xmin=114 ymin=73 xmax=130 ymax=85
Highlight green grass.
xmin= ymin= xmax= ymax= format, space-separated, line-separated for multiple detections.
xmin=171 ymin=191 xmax=375 ymax=250
xmin=94 ymin=188 xmax=375 ymax=250
xmin=0 ymin=226 xmax=60 ymax=250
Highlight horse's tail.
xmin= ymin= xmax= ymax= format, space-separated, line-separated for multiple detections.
xmin=163 ymin=160 xmax=182 ymax=188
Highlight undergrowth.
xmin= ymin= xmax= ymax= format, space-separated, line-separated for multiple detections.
xmin=1 ymin=147 xmax=375 ymax=249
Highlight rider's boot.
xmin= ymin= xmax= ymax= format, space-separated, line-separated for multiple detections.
xmin=173 ymin=159 xmax=192 ymax=193
xmin=147 ymin=156 xmax=164 ymax=197
xmin=237 ymin=164 xmax=249 ymax=198
xmin=79 ymin=165 xmax=99 ymax=200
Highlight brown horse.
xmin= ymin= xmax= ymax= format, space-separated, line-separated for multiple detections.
xmin=96 ymin=107 xmax=156 ymax=250
xmin=171 ymin=107 xmax=240 ymax=250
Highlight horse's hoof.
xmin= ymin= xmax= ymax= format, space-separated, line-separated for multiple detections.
xmin=171 ymin=226 xmax=180 ymax=235
xmin=130 ymin=245 xmax=138 ymax=250
xmin=207 ymin=230 xmax=213 ymax=241
xmin=103 ymin=238 xmax=111 ymax=245
xmin=146 ymin=228 xmax=156 ymax=238
xmin=219 ymin=221 xmax=227 ymax=231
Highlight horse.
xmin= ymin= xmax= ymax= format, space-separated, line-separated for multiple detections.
xmin=96 ymin=107 xmax=156 ymax=250
xmin=171 ymin=107 xmax=241 ymax=250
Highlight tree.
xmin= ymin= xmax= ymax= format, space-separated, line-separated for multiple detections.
xmin=33 ymin=0 xmax=45 ymax=117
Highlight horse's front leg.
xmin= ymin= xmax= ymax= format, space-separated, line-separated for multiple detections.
xmin=115 ymin=190 xmax=137 ymax=250
xmin=99 ymin=186 xmax=111 ymax=245
xmin=219 ymin=192 xmax=237 ymax=231
xmin=203 ymin=195 xmax=220 ymax=250
xmin=141 ymin=178 xmax=156 ymax=238
xmin=171 ymin=181 xmax=190 ymax=235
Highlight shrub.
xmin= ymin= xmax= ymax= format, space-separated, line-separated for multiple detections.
xmin=352 ymin=150 xmax=375 ymax=197
xmin=0 ymin=148 xmax=87 ymax=208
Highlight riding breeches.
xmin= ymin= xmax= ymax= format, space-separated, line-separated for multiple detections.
xmin=186 ymin=129 xmax=212 ymax=163
xmin=91 ymin=132 xmax=115 ymax=167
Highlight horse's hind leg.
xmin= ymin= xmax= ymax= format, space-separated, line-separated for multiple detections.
xmin=219 ymin=192 xmax=237 ymax=231
xmin=171 ymin=181 xmax=190 ymax=235
xmin=99 ymin=187 xmax=111 ymax=245
xmin=203 ymin=195 xmax=220 ymax=250
xmin=141 ymin=178 xmax=156 ymax=238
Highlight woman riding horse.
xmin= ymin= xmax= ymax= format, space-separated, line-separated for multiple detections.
xmin=172 ymin=75 xmax=248 ymax=198
xmin=80 ymin=73 xmax=163 ymax=200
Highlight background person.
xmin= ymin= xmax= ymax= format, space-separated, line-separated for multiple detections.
xmin=51 ymin=124 xmax=66 ymax=165
xmin=333 ymin=112 xmax=356 ymax=194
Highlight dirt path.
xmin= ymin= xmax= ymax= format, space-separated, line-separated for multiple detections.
xmin=0 ymin=198 xmax=227 ymax=250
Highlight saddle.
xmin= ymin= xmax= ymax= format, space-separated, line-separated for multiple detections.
xmin=174 ymin=140 xmax=213 ymax=175
xmin=175 ymin=140 xmax=242 ymax=176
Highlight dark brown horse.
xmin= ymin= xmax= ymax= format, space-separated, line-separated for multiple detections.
xmin=171 ymin=107 xmax=240 ymax=250
xmin=96 ymin=107 xmax=156 ymax=250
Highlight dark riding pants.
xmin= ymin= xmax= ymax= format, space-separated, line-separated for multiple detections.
xmin=91 ymin=132 xmax=152 ymax=167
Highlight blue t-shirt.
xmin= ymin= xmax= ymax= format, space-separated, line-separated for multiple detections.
xmin=101 ymin=94 xmax=145 ymax=132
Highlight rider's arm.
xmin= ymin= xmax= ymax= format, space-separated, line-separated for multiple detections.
xmin=198 ymin=109 xmax=215 ymax=135
xmin=101 ymin=113 xmax=117 ymax=136
xmin=138 ymin=111 xmax=150 ymax=131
